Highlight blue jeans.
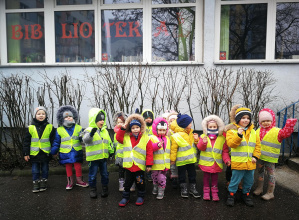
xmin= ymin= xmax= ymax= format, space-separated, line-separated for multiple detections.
xmin=228 ymin=169 xmax=255 ymax=194
xmin=32 ymin=161 xmax=49 ymax=181
xmin=88 ymin=159 xmax=109 ymax=188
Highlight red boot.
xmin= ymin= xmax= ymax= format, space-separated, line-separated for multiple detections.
xmin=211 ymin=186 xmax=220 ymax=201
xmin=203 ymin=187 xmax=210 ymax=201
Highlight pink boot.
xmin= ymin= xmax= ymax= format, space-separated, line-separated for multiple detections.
xmin=203 ymin=187 xmax=210 ymax=201
xmin=66 ymin=176 xmax=74 ymax=190
xmin=211 ymin=186 xmax=220 ymax=201
xmin=76 ymin=176 xmax=89 ymax=187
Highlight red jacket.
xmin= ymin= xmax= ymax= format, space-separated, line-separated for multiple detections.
xmin=116 ymin=128 xmax=153 ymax=172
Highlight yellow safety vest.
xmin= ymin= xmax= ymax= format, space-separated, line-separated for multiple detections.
xmin=114 ymin=133 xmax=124 ymax=159
xmin=85 ymin=127 xmax=112 ymax=161
xmin=257 ymin=127 xmax=281 ymax=163
xmin=171 ymin=133 xmax=197 ymax=166
xmin=199 ymin=134 xmax=225 ymax=169
xmin=150 ymin=135 xmax=171 ymax=170
xmin=122 ymin=134 xmax=149 ymax=171
xmin=57 ymin=125 xmax=82 ymax=153
xmin=231 ymin=129 xmax=256 ymax=163
xmin=145 ymin=125 xmax=153 ymax=136
xmin=29 ymin=124 xmax=52 ymax=156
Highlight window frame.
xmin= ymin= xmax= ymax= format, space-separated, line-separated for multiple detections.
xmin=0 ymin=0 xmax=203 ymax=66
xmin=215 ymin=0 xmax=299 ymax=64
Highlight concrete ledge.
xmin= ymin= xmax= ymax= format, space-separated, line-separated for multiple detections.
xmin=286 ymin=157 xmax=299 ymax=173
xmin=276 ymin=165 xmax=299 ymax=195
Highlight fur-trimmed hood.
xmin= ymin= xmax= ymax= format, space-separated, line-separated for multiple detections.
xmin=224 ymin=104 xmax=253 ymax=131
xmin=56 ymin=105 xmax=79 ymax=126
xmin=202 ymin=115 xmax=225 ymax=135
xmin=124 ymin=114 xmax=146 ymax=134
xmin=112 ymin=111 xmax=128 ymax=126
xmin=152 ymin=117 xmax=169 ymax=136
xmin=88 ymin=108 xmax=107 ymax=129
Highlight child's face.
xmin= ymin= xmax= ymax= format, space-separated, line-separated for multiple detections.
xmin=207 ymin=122 xmax=218 ymax=130
xmin=186 ymin=123 xmax=192 ymax=129
xmin=64 ymin=116 xmax=73 ymax=121
xmin=239 ymin=115 xmax=250 ymax=128
xmin=169 ymin=118 xmax=175 ymax=123
xmin=96 ymin=120 xmax=104 ymax=128
xmin=157 ymin=129 xmax=167 ymax=136
xmin=117 ymin=118 xmax=124 ymax=126
xmin=261 ymin=120 xmax=272 ymax=128
xmin=131 ymin=125 xmax=141 ymax=135
xmin=36 ymin=110 xmax=46 ymax=121
xmin=145 ymin=117 xmax=153 ymax=124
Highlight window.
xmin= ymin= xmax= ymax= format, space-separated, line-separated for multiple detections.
xmin=5 ymin=0 xmax=44 ymax=9
xmin=216 ymin=0 xmax=299 ymax=63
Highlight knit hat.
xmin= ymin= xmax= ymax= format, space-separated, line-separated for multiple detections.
xmin=34 ymin=106 xmax=47 ymax=118
xmin=130 ymin=119 xmax=141 ymax=128
xmin=142 ymin=111 xmax=153 ymax=119
xmin=96 ymin=112 xmax=105 ymax=123
xmin=235 ymin=107 xmax=252 ymax=124
xmin=63 ymin=111 xmax=73 ymax=118
xmin=259 ymin=110 xmax=273 ymax=124
xmin=177 ymin=113 xmax=192 ymax=129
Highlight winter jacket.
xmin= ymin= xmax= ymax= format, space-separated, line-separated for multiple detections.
xmin=141 ymin=109 xmax=154 ymax=136
xmin=116 ymin=114 xmax=153 ymax=172
xmin=23 ymin=118 xmax=55 ymax=163
xmin=170 ymin=119 xmax=198 ymax=163
xmin=51 ymin=124 xmax=84 ymax=164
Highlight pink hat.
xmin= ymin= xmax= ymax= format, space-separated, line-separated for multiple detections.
xmin=259 ymin=111 xmax=273 ymax=124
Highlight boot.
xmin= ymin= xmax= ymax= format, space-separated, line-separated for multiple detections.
xmin=253 ymin=179 xmax=264 ymax=196
xmin=180 ymin=183 xmax=189 ymax=198
xmin=136 ymin=191 xmax=145 ymax=206
xmin=119 ymin=191 xmax=130 ymax=207
xmin=211 ymin=186 xmax=220 ymax=201
xmin=261 ymin=183 xmax=275 ymax=200
xmin=32 ymin=180 xmax=40 ymax=193
xmin=156 ymin=187 xmax=165 ymax=200
xmin=66 ymin=176 xmax=74 ymax=190
xmin=242 ymin=193 xmax=254 ymax=207
xmin=203 ymin=187 xmax=210 ymax=201
xmin=130 ymin=182 xmax=136 ymax=192
xmin=76 ymin=176 xmax=89 ymax=187
xmin=226 ymin=192 xmax=235 ymax=207
xmin=189 ymin=183 xmax=201 ymax=198
xmin=172 ymin=178 xmax=178 ymax=189
xmin=89 ymin=187 xmax=97 ymax=199
xmin=119 ymin=178 xmax=125 ymax=192
xmin=101 ymin=185 xmax=109 ymax=197
xmin=40 ymin=178 xmax=47 ymax=192
xmin=152 ymin=184 xmax=158 ymax=195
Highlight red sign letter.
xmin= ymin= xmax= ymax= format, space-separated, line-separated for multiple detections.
xmin=11 ymin=25 xmax=23 ymax=40
xmin=115 ymin=21 xmax=127 ymax=38
xmin=61 ymin=23 xmax=72 ymax=38
xmin=80 ymin=22 xmax=92 ymax=38
xmin=128 ymin=21 xmax=141 ymax=37
xmin=31 ymin=24 xmax=43 ymax=39
xmin=103 ymin=22 xmax=114 ymax=38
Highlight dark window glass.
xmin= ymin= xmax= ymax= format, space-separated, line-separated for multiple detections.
xmin=152 ymin=7 xmax=195 ymax=61
xmin=152 ymin=0 xmax=195 ymax=4
xmin=220 ymin=4 xmax=267 ymax=60
xmin=103 ymin=0 xmax=140 ymax=3
xmin=275 ymin=2 xmax=299 ymax=59
xmin=101 ymin=9 xmax=143 ymax=62
xmin=55 ymin=11 xmax=95 ymax=62
xmin=6 ymin=12 xmax=45 ymax=63
xmin=6 ymin=0 xmax=44 ymax=9
xmin=57 ymin=0 xmax=92 ymax=5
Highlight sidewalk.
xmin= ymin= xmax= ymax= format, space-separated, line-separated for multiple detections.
xmin=276 ymin=164 xmax=299 ymax=195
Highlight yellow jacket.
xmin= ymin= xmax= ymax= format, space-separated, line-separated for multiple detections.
xmin=226 ymin=123 xmax=261 ymax=170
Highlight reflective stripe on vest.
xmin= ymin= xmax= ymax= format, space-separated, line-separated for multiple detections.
xmin=114 ymin=134 xmax=124 ymax=159
xmin=85 ymin=127 xmax=111 ymax=161
xmin=171 ymin=133 xmax=196 ymax=166
xmin=257 ymin=127 xmax=281 ymax=163
xmin=29 ymin=124 xmax=52 ymax=155
xmin=57 ymin=125 xmax=82 ymax=153
xmin=150 ymin=135 xmax=171 ymax=170
xmin=145 ymin=126 xmax=153 ymax=136
xmin=199 ymin=134 xmax=225 ymax=169
xmin=122 ymin=134 xmax=149 ymax=171
xmin=230 ymin=129 xmax=256 ymax=163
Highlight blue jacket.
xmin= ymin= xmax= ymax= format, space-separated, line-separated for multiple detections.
xmin=51 ymin=124 xmax=83 ymax=164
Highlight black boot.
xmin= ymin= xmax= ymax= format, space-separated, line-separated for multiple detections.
xmin=89 ymin=187 xmax=97 ymax=199
xmin=242 ymin=193 xmax=254 ymax=207
xmin=189 ymin=183 xmax=201 ymax=198
xmin=226 ymin=192 xmax=235 ymax=207
xmin=101 ymin=185 xmax=109 ymax=197
xmin=180 ymin=183 xmax=188 ymax=198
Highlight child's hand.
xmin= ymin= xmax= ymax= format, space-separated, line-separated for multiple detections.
xmin=238 ymin=127 xmax=244 ymax=135
xmin=121 ymin=124 xmax=127 ymax=129
xmin=146 ymin=166 xmax=152 ymax=172
xmin=193 ymin=133 xmax=199 ymax=141
xmin=202 ymin=136 xmax=208 ymax=143
xmin=158 ymin=141 xmax=163 ymax=148
xmin=226 ymin=161 xmax=231 ymax=166
xmin=170 ymin=161 xmax=176 ymax=165
xmin=24 ymin=156 xmax=30 ymax=161
xmin=252 ymin=157 xmax=257 ymax=163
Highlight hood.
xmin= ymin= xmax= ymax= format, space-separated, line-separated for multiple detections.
xmin=170 ymin=119 xmax=188 ymax=133
xmin=202 ymin=115 xmax=225 ymax=135
xmin=141 ymin=109 xmax=154 ymax=119
xmin=166 ymin=111 xmax=178 ymax=123
xmin=258 ymin=108 xmax=276 ymax=128
xmin=56 ymin=105 xmax=79 ymax=126
xmin=88 ymin=108 xmax=107 ymax=129
xmin=112 ymin=111 xmax=128 ymax=126
xmin=152 ymin=117 xmax=169 ymax=136
xmin=124 ymin=114 xmax=146 ymax=134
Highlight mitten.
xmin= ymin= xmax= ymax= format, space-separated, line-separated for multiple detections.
xmin=90 ymin=128 xmax=98 ymax=137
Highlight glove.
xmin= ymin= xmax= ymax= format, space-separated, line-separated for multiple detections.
xmin=90 ymin=128 xmax=97 ymax=137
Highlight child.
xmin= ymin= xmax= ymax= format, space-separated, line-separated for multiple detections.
xmin=23 ymin=106 xmax=55 ymax=193
xmin=116 ymin=114 xmax=153 ymax=206
xmin=150 ymin=117 xmax=171 ymax=199
xmin=197 ymin=115 xmax=231 ymax=201
xmin=170 ymin=113 xmax=200 ymax=198
xmin=225 ymin=104 xmax=261 ymax=207
xmin=253 ymin=108 xmax=297 ymax=200
xmin=82 ymin=108 xmax=114 ymax=199
xmin=51 ymin=105 xmax=88 ymax=190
